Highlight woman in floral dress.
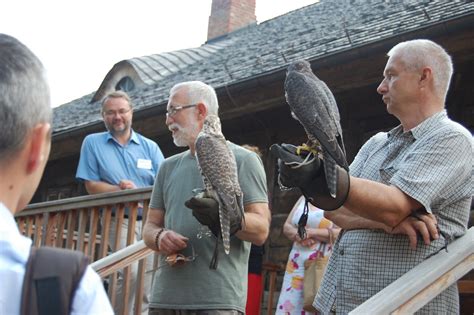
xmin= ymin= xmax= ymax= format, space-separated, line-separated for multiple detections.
xmin=276 ymin=196 xmax=340 ymax=314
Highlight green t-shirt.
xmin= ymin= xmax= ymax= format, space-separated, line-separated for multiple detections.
xmin=149 ymin=142 xmax=268 ymax=311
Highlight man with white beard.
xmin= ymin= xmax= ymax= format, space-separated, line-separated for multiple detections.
xmin=143 ymin=81 xmax=271 ymax=315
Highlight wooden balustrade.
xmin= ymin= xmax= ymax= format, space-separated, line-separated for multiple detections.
xmin=16 ymin=187 xmax=154 ymax=315
xmin=17 ymin=187 xmax=285 ymax=315
xmin=17 ymin=190 xmax=474 ymax=315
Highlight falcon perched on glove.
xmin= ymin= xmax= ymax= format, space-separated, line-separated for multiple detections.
xmin=186 ymin=114 xmax=244 ymax=269
xmin=271 ymin=59 xmax=350 ymax=212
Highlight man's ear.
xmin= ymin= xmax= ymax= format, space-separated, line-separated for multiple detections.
xmin=419 ymin=67 xmax=433 ymax=88
xmin=26 ymin=123 xmax=51 ymax=174
xmin=196 ymin=102 xmax=208 ymax=120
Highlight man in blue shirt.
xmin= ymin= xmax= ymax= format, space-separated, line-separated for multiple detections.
xmin=76 ymin=90 xmax=164 ymax=314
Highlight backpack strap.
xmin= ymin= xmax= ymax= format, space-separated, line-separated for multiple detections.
xmin=20 ymin=246 xmax=89 ymax=315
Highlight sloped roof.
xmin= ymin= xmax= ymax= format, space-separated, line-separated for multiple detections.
xmin=53 ymin=0 xmax=474 ymax=134
xmin=128 ymin=40 xmax=235 ymax=85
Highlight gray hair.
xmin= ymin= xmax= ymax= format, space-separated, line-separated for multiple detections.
xmin=388 ymin=39 xmax=453 ymax=102
xmin=0 ymin=34 xmax=51 ymax=162
xmin=170 ymin=81 xmax=219 ymax=115
xmin=101 ymin=90 xmax=133 ymax=112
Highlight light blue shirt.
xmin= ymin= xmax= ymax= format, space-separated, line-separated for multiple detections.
xmin=76 ymin=130 xmax=164 ymax=189
xmin=0 ymin=203 xmax=113 ymax=315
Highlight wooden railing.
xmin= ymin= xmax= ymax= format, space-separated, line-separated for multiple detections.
xmin=89 ymin=241 xmax=285 ymax=315
xmin=89 ymin=228 xmax=473 ymax=314
xmin=16 ymin=187 xmax=154 ymax=315
xmin=17 ymin=187 xmax=285 ymax=315
xmin=350 ymin=227 xmax=474 ymax=314
xmin=17 ymin=190 xmax=473 ymax=315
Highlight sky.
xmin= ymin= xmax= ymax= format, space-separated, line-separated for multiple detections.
xmin=1 ymin=0 xmax=317 ymax=107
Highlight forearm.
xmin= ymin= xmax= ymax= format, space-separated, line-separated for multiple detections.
xmin=143 ymin=222 xmax=160 ymax=251
xmin=283 ymin=220 xmax=328 ymax=241
xmin=142 ymin=208 xmax=165 ymax=251
xmin=236 ymin=203 xmax=271 ymax=245
xmin=344 ymin=177 xmax=418 ymax=227
xmin=324 ymin=207 xmax=390 ymax=231
xmin=306 ymin=227 xmax=340 ymax=243
xmin=84 ymin=180 xmax=120 ymax=194
xmin=283 ymin=221 xmax=298 ymax=241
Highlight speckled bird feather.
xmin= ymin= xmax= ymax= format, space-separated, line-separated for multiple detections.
xmin=195 ymin=114 xmax=244 ymax=256
xmin=284 ymin=60 xmax=348 ymax=197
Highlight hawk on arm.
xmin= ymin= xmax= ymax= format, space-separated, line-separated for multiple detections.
xmin=195 ymin=114 xmax=244 ymax=268
xmin=284 ymin=59 xmax=348 ymax=198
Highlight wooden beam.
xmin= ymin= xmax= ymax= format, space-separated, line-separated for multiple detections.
xmin=393 ymin=255 xmax=474 ymax=314
xmin=19 ymin=187 xmax=152 ymax=215
xmin=90 ymin=240 xmax=153 ymax=278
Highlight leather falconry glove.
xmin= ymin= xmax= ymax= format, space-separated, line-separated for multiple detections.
xmin=185 ymin=196 xmax=221 ymax=237
xmin=270 ymin=143 xmax=350 ymax=211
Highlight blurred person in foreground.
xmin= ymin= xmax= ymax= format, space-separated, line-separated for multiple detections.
xmin=0 ymin=33 xmax=113 ymax=315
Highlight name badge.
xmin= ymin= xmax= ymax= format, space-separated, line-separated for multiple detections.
xmin=137 ymin=158 xmax=152 ymax=170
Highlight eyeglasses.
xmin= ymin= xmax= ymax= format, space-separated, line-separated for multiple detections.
xmin=103 ymin=108 xmax=132 ymax=117
xmin=166 ymin=104 xmax=197 ymax=117
xmin=146 ymin=242 xmax=197 ymax=273
xmin=165 ymin=251 xmax=197 ymax=267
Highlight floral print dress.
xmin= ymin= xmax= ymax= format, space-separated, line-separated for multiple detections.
xmin=276 ymin=197 xmax=335 ymax=315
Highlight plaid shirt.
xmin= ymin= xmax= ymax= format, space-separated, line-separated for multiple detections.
xmin=315 ymin=111 xmax=473 ymax=314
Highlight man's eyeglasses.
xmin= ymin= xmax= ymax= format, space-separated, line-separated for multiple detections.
xmin=146 ymin=242 xmax=197 ymax=273
xmin=166 ymin=104 xmax=197 ymax=117
xmin=103 ymin=108 xmax=132 ymax=117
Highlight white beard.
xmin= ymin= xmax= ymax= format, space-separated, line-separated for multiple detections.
xmin=169 ymin=122 xmax=200 ymax=147
xmin=173 ymin=131 xmax=188 ymax=147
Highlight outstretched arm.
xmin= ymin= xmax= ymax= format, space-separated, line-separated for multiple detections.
xmin=324 ymin=207 xmax=388 ymax=230
xmin=344 ymin=177 xmax=422 ymax=227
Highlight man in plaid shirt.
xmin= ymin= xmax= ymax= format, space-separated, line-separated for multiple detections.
xmin=274 ymin=39 xmax=473 ymax=314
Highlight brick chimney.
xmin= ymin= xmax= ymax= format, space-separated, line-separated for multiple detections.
xmin=207 ymin=0 xmax=256 ymax=41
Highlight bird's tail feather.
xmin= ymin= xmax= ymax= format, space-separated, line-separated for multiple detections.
xmin=210 ymin=237 xmax=219 ymax=269
xmin=324 ymin=154 xmax=337 ymax=198
xmin=219 ymin=200 xmax=231 ymax=255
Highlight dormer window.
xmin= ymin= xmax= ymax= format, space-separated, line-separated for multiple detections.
xmin=116 ymin=76 xmax=135 ymax=92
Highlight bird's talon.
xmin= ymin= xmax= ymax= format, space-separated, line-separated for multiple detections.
xmin=296 ymin=143 xmax=319 ymax=157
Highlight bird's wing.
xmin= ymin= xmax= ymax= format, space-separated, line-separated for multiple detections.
xmin=318 ymin=79 xmax=347 ymax=157
xmin=195 ymin=134 xmax=243 ymax=254
xmin=285 ymin=67 xmax=348 ymax=170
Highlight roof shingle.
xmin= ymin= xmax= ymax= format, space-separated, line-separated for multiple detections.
xmin=52 ymin=0 xmax=474 ymax=134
